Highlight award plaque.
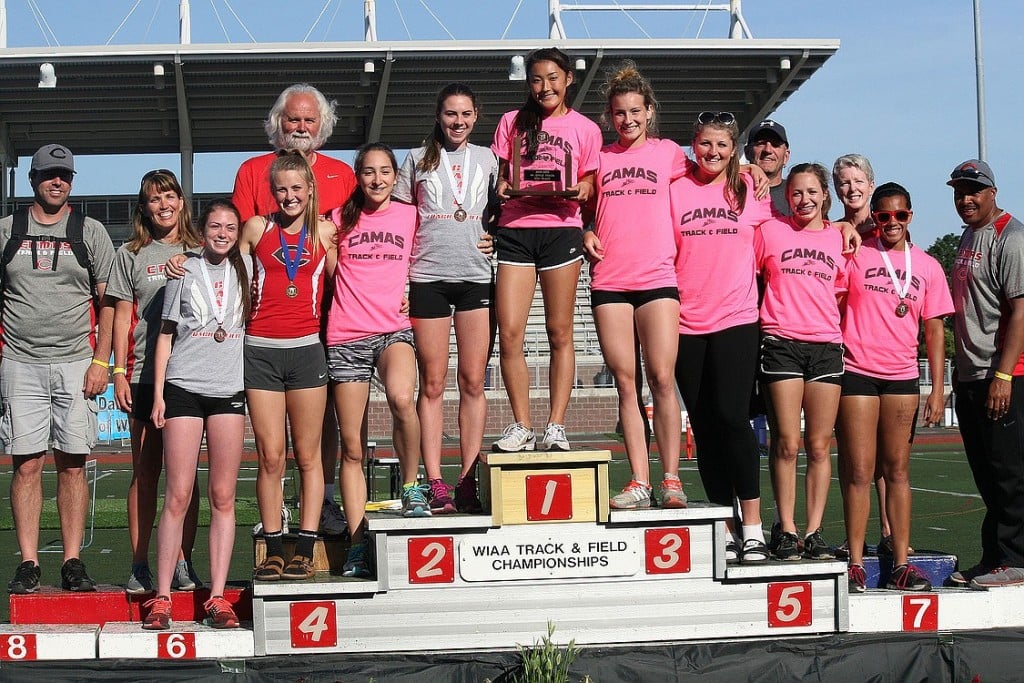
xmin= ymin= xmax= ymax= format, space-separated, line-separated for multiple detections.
xmin=506 ymin=133 xmax=579 ymax=197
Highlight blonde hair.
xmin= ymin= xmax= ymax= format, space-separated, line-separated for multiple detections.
xmin=599 ymin=60 xmax=659 ymax=136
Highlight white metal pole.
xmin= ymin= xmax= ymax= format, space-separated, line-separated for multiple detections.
xmin=0 ymin=0 xmax=7 ymax=49
xmin=179 ymin=0 xmax=191 ymax=45
xmin=365 ymin=0 xmax=377 ymax=41
xmin=973 ymin=0 xmax=987 ymax=161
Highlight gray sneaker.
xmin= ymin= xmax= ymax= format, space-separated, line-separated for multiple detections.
xmin=970 ymin=566 xmax=1024 ymax=590
xmin=126 ymin=563 xmax=154 ymax=595
xmin=493 ymin=422 xmax=536 ymax=452
xmin=401 ymin=484 xmax=432 ymax=518
xmin=171 ymin=560 xmax=203 ymax=591
xmin=540 ymin=423 xmax=570 ymax=451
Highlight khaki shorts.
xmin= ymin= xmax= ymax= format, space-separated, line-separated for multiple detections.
xmin=0 ymin=357 xmax=98 ymax=456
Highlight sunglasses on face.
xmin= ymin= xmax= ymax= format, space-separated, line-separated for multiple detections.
xmin=696 ymin=111 xmax=736 ymax=125
xmin=949 ymin=167 xmax=992 ymax=183
xmin=872 ymin=210 xmax=912 ymax=224
xmin=36 ymin=169 xmax=74 ymax=183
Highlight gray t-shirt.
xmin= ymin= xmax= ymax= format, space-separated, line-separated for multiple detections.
xmin=951 ymin=212 xmax=1024 ymax=381
xmin=162 ymin=256 xmax=250 ymax=397
xmin=106 ymin=239 xmax=187 ymax=384
xmin=769 ymin=182 xmax=791 ymax=217
xmin=0 ymin=210 xmax=115 ymax=362
xmin=393 ymin=143 xmax=497 ymax=283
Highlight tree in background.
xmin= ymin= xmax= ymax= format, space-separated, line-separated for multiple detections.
xmin=924 ymin=232 xmax=959 ymax=361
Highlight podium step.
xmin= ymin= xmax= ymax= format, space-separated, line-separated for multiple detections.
xmin=0 ymin=624 xmax=97 ymax=661
xmin=848 ymin=584 xmax=1024 ymax=632
xmin=861 ymin=552 xmax=957 ymax=589
xmin=10 ymin=584 xmax=251 ymax=626
xmin=98 ymin=621 xmax=255 ymax=659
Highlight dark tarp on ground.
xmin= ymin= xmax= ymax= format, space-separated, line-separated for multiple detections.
xmin=1 ymin=629 xmax=1001 ymax=682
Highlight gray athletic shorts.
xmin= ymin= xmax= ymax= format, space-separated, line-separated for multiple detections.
xmin=0 ymin=356 xmax=98 ymax=456
xmin=244 ymin=342 xmax=328 ymax=391
xmin=326 ymin=328 xmax=415 ymax=383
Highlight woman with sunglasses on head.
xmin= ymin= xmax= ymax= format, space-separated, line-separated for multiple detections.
xmin=327 ymin=142 xmax=424 ymax=578
xmin=584 ymin=62 xmax=690 ymax=510
xmin=670 ymin=111 xmax=775 ymax=561
xmin=838 ymin=183 xmax=952 ymax=593
xmin=142 ymin=199 xmax=251 ymax=631
xmin=393 ymin=83 xmax=497 ymax=515
xmin=108 ymin=169 xmax=203 ymax=595
xmin=491 ymin=47 xmax=602 ymax=453
xmin=756 ymin=163 xmax=849 ymax=562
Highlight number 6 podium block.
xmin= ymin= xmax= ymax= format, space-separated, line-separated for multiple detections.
xmin=480 ymin=450 xmax=611 ymax=525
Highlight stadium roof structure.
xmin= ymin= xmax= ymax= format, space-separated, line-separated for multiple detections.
xmin=0 ymin=2 xmax=838 ymax=196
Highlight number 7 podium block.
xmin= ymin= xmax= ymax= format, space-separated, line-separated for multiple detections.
xmin=480 ymin=451 xmax=611 ymax=525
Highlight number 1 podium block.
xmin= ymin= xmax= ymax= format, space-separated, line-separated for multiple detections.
xmin=480 ymin=450 xmax=611 ymax=525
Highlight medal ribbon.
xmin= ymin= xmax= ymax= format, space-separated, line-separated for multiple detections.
xmin=279 ymin=224 xmax=307 ymax=284
xmin=878 ymin=241 xmax=912 ymax=306
xmin=440 ymin=147 xmax=472 ymax=212
xmin=199 ymin=254 xmax=230 ymax=330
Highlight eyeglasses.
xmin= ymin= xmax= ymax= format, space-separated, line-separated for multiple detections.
xmin=143 ymin=168 xmax=176 ymax=181
xmin=949 ymin=166 xmax=992 ymax=183
xmin=697 ymin=111 xmax=736 ymax=125
xmin=872 ymin=210 xmax=912 ymax=224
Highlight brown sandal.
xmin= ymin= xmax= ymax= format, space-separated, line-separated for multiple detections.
xmin=254 ymin=555 xmax=285 ymax=581
xmin=281 ymin=554 xmax=315 ymax=581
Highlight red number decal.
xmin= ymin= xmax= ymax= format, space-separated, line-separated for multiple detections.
xmin=767 ymin=581 xmax=812 ymax=627
xmin=0 ymin=634 xmax=37 ymax=661
xmin=290 ymin=601 xmax=338 ymax=649
xmin=644 ymin=528 xmax=691 ymax=574
xmin=408 ymin=536 xmax=455 ymax=584
xmin=525 ymin=474 xmax=572 ymax=521
xmin=158 ymin=632 xmax=196 ymax=659
xmin=902 ymin=594 xmax=938 ymax=631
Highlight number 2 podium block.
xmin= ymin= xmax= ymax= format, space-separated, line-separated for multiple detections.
xmin=480 ymin=450 xmax=611 ymax=525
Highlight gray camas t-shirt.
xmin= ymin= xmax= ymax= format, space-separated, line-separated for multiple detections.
xmin=161 ymin=255 xmax=250 ymax=397
xmin=105 ymin=239 xmax=187 ymax=384
xmin=0 ymin=211 xmax=115 ymax=362
xmin=393 ymin=143 xmax=497 ymax=283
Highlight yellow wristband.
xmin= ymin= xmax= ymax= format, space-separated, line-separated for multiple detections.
xmin=994 ymin=371 xmax=1014 ymax=382
xmin=91 ymin=358 xmax=110 ymax=369
xmin=113 ymin=367 xmax=127 ymax=376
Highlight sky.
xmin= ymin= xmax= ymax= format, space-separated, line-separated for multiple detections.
xmin=3 ymin=0 xmax=1023 ymax=249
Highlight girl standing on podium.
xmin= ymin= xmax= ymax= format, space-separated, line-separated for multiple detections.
xmin=143 ymin=199 xmax=250 ymax=630
xmin=583 ymin=62 xmax=688 ymax=510
xmin=838 ymin=182 xmax=952 ymax=593
xmin=394 ymin=83 xmax=498 ymax=515
xmin=327 ymin=142 xmax=425 ymax=579
xmin=491 ymin=47 xmax=602 ymax=453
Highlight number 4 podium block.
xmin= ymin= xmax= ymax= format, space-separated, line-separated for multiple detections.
xmin=480 ymin=450 xmax=611 ymax=525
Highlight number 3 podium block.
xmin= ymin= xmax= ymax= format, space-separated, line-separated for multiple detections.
xmin=480 ymin=450 xmax=611 ymax=525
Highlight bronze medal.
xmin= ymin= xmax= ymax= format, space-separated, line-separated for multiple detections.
xmin=895 ymin=301 xmax=909 ymax=318
xmin=213 ymin=326 xmax=227 ymax=343
xmin=286 ymin=283 xmax=299 ymax=298
xmin=453 ymin=208 xmax=467 ymax=222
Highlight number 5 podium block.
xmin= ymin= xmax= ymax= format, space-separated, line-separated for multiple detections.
xmin=480 ymin=451 xmax=611 ymax=525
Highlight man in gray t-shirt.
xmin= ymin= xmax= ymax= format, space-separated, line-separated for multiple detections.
xmin=946 ymin=159 xmax=1024 ymax=589
xmin=1 ymin=144 xmax=115 ymax=595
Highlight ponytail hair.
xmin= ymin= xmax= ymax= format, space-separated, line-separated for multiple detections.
xmin=418 ymin=83 xmax=479 ymax=173
xmin=513 ymin=47 xmax=575 ymax=156
xmin=197 ymin=199 xmax=251 ymax=322
xmin=338 ymin=142 xmax=399 ymax=236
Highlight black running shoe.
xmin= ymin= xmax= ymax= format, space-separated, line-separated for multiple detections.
xmin=775 ymin=532 xmax=801 ymax=561
xmin=768 ymin=522 xmax=782 ymax=554
xmin=803 ymin=529 xmax=836 ymax=560
xmin=8 ymin=561 xmax=40 ymax=594
xmin=887 ymin=564 xmax=932 ymax=591
xmin=60 ymin=558 xmax=97 ymax=592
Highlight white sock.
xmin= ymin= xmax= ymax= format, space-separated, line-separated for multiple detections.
xmin=743 ymin=524 xmax=765 ymax=543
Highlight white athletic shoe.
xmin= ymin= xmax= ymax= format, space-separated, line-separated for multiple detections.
xmin=493 ymin=422 xmax=536 ymax=452
xmin=540 ymin=423 xmax=570 ymax=451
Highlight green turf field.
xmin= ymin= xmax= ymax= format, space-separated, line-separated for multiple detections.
xmin=0 ymin=433 xmax=983 ymax=623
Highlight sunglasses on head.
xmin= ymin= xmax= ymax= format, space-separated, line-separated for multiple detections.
xmin=143 ymin=168 xmax=176 ymax=181
xmin=949 ymin=167 xmax=991 ymax=183
xmin=872 ymin=210 xmax=912 ymax=224
xmin=697 ymin=111 xmax=736 ymax=126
